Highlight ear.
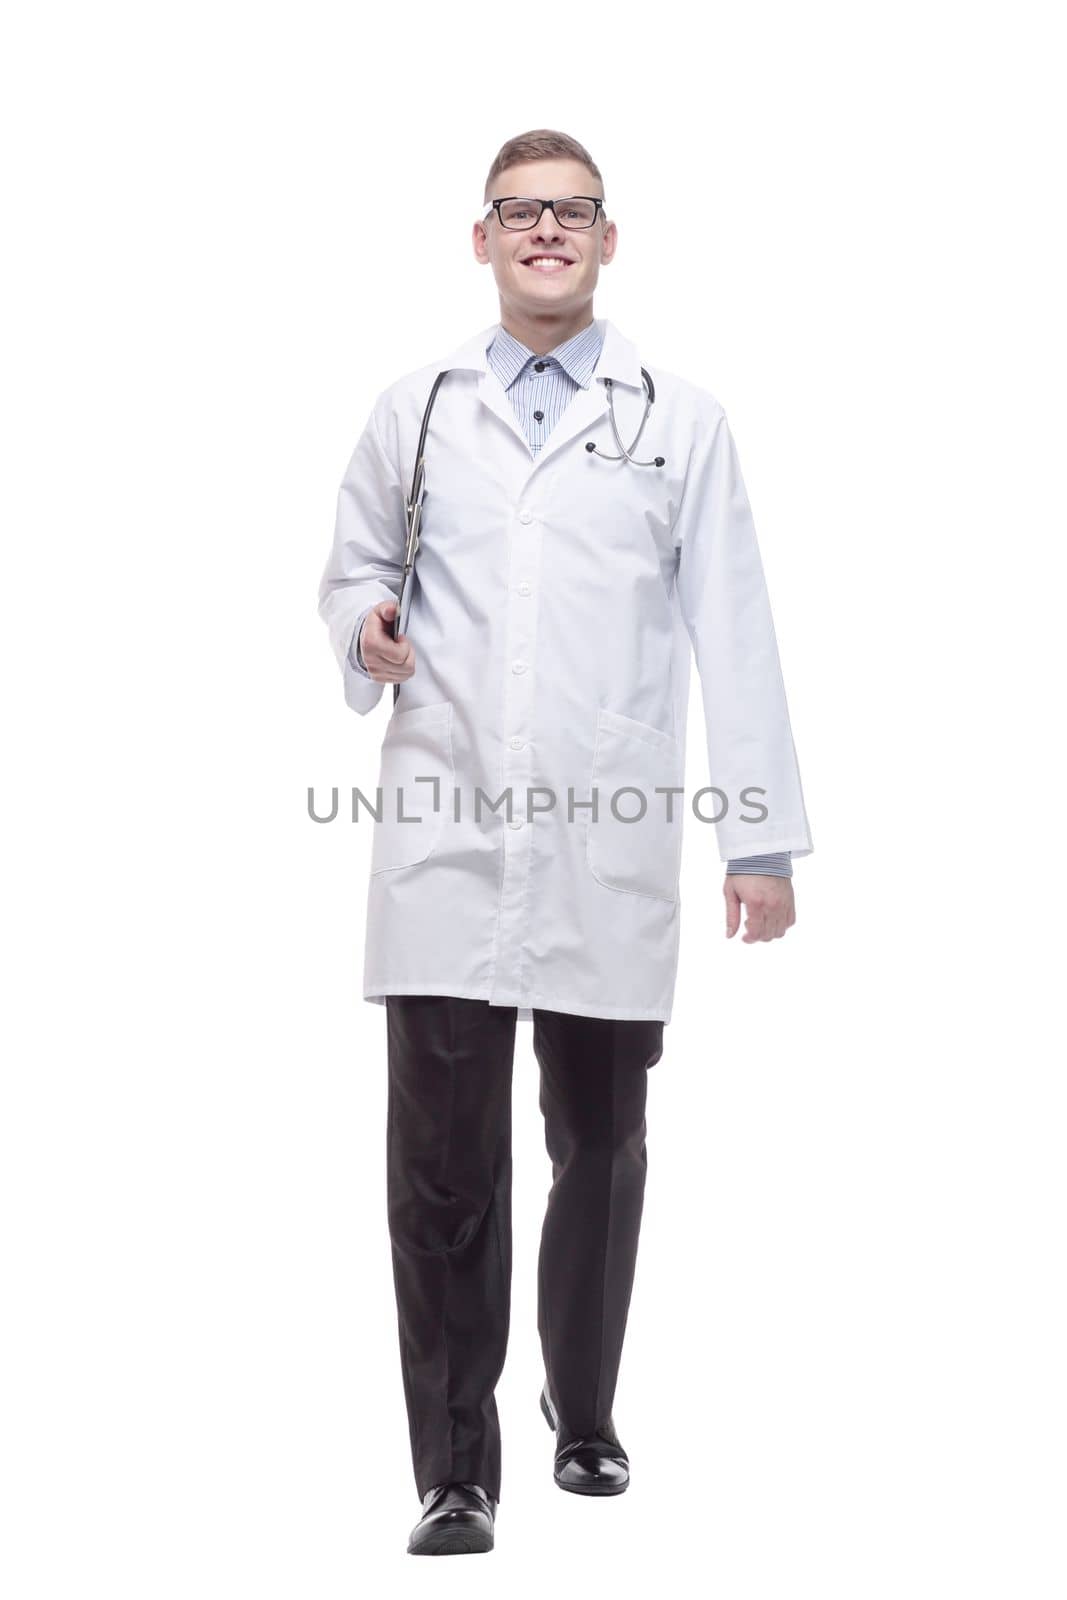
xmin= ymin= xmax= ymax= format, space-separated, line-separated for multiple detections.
xmin=472 ymin=219 xmax=491 ymax=263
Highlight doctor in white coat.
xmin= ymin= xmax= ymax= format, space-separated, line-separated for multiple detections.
xmin=318 ymin=129 xmax=812 ymax=1555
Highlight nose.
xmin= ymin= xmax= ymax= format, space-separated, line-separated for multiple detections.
xmin=530 ymin=206 xmax=567 ymax=246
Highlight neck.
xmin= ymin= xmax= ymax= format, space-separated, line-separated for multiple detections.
xmin=498 ymin=302 xmax=596 ymax=356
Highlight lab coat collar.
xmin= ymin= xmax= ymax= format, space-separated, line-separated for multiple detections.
xmin=435 ymin=316 xmax=644 ymax=392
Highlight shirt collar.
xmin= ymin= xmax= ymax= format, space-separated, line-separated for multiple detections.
xmin=486 ymin=319 xmax=603 ymax=392
xmin=434 ymin=316 xmax=644 ymax=391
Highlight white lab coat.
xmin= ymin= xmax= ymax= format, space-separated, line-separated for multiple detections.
xmin=319 ymin=317 xmax=812 ymax=1024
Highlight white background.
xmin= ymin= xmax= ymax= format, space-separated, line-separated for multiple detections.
xmin=3 ymin=1 xmax=1065 ymax=1592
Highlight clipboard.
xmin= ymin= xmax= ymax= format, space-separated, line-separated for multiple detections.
xmin=393 ymin=450 xmax=425 ymax=646
xmin=391 ymin=369 xmax=451 ymax=704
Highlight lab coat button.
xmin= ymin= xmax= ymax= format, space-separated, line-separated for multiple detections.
xmin=509 ymin=736 xmax=524 ymax=750
xmin=509 ymin=817 xmax=524 ymax=829
xmin=512 ymin=660 xmax=527 ymax=674
xmin=517 ymin=581 xmax=531 ymax=596
xmin=518 ymin=509 xmax=534 ymax=524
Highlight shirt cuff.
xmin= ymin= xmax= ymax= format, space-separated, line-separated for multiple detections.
xmin=725 ymin=851 xmax=793 ymax=878
xmin=348 ymin=611 xmax=373 ymax=677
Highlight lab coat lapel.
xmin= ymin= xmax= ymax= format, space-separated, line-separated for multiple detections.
xmin=432 ymin=321 xmax=530 ymax=455
xmin=477 ymin=362 xmax=538 ymax=455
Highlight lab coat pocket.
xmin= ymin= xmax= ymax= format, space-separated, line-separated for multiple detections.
xmin=370 ymin=701 xmax=454 ymax=874
xmin=586 ymin=708 xmax=684 ymax=903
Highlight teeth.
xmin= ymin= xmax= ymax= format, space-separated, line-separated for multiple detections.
xmin=525 ymin=257 xmax=570 ymax=266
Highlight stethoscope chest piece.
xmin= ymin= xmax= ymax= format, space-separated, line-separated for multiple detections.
xmin=586 ymin=371 xmax=665 ymax=467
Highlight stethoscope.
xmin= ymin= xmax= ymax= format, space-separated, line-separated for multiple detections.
xmin=391 ymin=364 xmax=664 ymax=698
xmin=586 ymin=369 xmax=665 ymax=468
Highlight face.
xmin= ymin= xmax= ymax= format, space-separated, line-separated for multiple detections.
xmin=473 ymin=159 xmax=617 ymax=321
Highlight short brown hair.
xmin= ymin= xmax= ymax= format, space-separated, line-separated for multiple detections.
xmin=483 ymin=129 xmax=604 ymax=207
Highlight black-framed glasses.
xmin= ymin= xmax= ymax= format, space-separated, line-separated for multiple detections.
xmin=483 ymin=196 xmax=605 ymax=231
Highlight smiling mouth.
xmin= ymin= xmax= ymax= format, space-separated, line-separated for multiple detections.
xmin=521 ymin=256 xmax=574 ymax=273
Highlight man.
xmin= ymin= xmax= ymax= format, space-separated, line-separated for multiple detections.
xmin=318 ymin=129 xmax=813 ymax=1555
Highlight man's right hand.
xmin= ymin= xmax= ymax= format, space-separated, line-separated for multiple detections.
xmin=359 ymin=599 xmax=416 ymax=684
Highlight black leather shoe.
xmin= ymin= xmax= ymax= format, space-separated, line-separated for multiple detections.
xmin=406 ymin=1481 xmax=497 ymax=1555
xmin=540 ymin=1383 xmax=630 ymax=1495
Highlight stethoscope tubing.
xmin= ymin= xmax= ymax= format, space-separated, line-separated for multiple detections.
xmin=585 ymin=370 xmax=665 ymax=468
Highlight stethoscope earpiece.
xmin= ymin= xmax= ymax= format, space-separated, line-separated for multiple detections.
xmin=588 ymin=371 xmax=666 ymax=467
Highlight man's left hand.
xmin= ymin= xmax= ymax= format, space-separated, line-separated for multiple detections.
xmin=724 ymin=875 xmax=796 ymax=943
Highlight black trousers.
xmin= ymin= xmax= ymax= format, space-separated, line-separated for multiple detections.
xmin=384 ymin=994 xmax=664 ymax=1503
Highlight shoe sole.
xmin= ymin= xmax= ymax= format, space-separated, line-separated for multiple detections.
xmin=408 ymin=1528 xmax=494 ymax=1555
xmin=554 ymin=1478 xmax=629 ymax=1496
xmin=540 ymin=1388 xmax=630 ymax=1495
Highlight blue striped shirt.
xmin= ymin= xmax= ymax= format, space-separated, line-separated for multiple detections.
xmin=355 ymin=319 xmax=793 ymax=879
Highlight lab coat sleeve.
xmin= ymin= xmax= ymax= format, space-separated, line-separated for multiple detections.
xmin=674 ymin=405 xmax=813 ymax=861
xmin=318 ymin=397 xmax=406 ymax=715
